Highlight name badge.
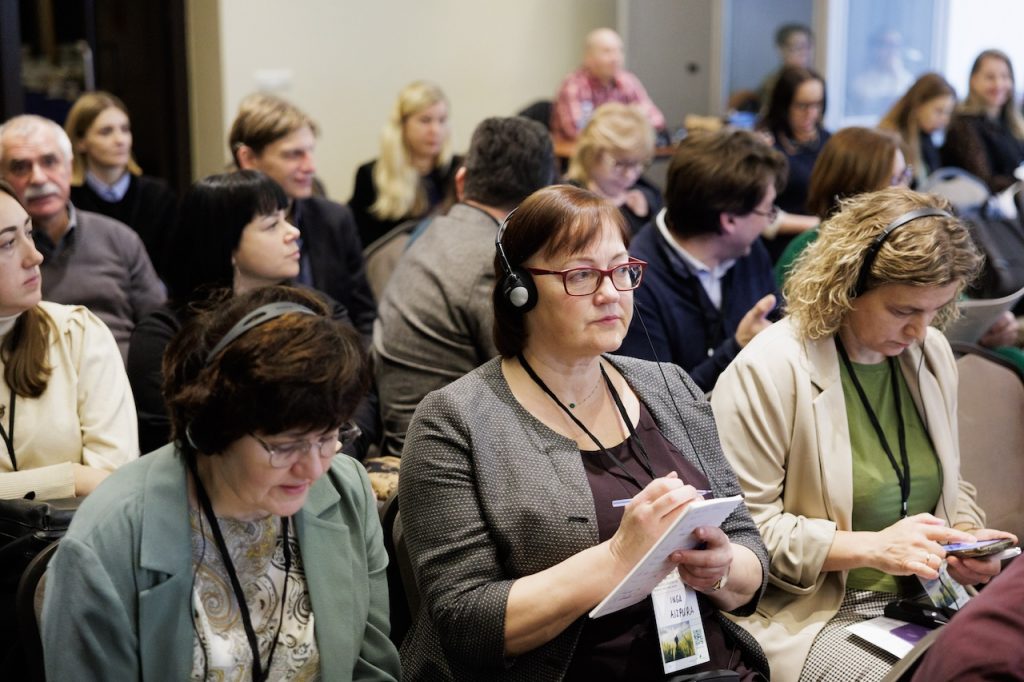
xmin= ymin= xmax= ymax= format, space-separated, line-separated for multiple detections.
xmin=918 ymin=563 xmax=970 ymax=611
xmin=651 ymin=572 xmax=710 ymax=674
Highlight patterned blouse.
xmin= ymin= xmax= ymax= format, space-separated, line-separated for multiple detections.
xmin=188 ymin=507 xmax=320 ymax=681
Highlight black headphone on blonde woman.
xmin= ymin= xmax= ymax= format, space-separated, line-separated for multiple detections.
xmin=853 ymin=207 xmax=952 ymax=297
xmin=494 ymin=207 xmax=539 ymax=313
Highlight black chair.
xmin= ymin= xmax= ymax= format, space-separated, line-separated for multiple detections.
xmin=15 ymin=538 xmax=60 ymax=682
xmin=379 ymin=491 xmax=419 ymax=646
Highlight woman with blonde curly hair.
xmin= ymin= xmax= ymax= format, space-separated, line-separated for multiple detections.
xmin=565 ymin=103 xmax=661 ymax=234
xmin=711 ymin=187 xmax=1016 ymax=681
xmin=349 ymin=81 xmax=460 ymax=247
xmin=64 ymin=91 xmax=176 ymax=273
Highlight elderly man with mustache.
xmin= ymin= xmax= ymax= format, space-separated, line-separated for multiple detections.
xmin=0 ymin=115 xmax=164 ymax=361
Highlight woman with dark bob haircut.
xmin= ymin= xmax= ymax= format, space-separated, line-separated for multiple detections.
xmin=399 ymin=184 xmax=769 ymax=680
xmin=128 ymin=170 xmax=374 ymax=456
xmin=43 ymin=285 xmax=401 ymax=680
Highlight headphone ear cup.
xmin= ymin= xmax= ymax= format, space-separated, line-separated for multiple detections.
xmin=502 ymin=268 xmax=538 ymax=313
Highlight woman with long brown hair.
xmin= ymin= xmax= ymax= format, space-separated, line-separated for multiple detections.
xmin=0 ymin=180 xmax=137 ymax=500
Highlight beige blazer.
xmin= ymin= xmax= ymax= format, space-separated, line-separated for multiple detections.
xmin=710 ymin=318 xmax=985 ymax=681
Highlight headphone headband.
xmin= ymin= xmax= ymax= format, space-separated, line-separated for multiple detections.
xmin=205 ymin=301 xmax=317 ymax=365
xmin=854 ymin=207 xmax=951 ymax=296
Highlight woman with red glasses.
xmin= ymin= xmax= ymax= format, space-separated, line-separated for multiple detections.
xmin=399 ymin=184 xmax=768 ymax=681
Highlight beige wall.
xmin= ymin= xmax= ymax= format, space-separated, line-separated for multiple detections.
xmin=186 ymin=0 xmax=616 ymax=199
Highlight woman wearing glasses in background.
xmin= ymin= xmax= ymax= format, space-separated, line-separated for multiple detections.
xmin=399 ymin=185 xmax=769 ymax=681
xmin=43 ymin=285 xmax=401 ymax=681
xmin=565 ymin=103 xmax=662 ymax=235
xmin=758 ymin=66 xmax=831 ymax=263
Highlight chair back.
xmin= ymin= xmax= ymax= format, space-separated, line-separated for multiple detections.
xmin=379 ymin=491 xmax=420 ymax=646
xmin=920 ymin=167 xmax=990 ymax=213
xmin=953 ymin=343 xmax=1024 ymax=540
xmin=15 ymin=538 xmax=60 ymax=682
xmin=364 ymin=219 xmax=418 ymax=301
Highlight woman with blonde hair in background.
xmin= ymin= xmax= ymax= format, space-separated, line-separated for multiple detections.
xmin=942 ymin=50 xmax=1024 ymax=192
xmin=64 ymin=91 xmax=177 ymax=275
xmin=349 ymin=81 xmax=460 ymax=247
xmin=565 ymin=102 xmax=662 ymax=235
xmin=879 ymin=73 xmax=956 ymax=188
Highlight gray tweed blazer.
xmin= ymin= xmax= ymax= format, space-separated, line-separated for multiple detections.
xmin=398 ymin=354 xmax=769 ymax=681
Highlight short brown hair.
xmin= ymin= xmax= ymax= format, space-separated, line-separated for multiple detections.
xmin=163 ymin=285 xmax=368 ymax=457
xmin=492 ymin=185 xmax=627 ymax=358
xmin=806 ymin=127 xmax=906 ymax=220
xmin=228 ymin=93 xmax=319 ymax=166
xmin=664 ymin=129 xmax=787 ymax=238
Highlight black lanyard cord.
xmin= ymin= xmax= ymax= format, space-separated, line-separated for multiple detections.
xmin=835 ymin=337 xmax=911 ymax=518
xmin=0 ymin=393 xmax=15 ymax=471
xmin=188 ymin=456 xmax=292 ymax=682
xmin=517 ymin=354 xmax=656 ymax=491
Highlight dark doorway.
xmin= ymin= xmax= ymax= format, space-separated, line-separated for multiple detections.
xmin=0 ymin=0 xmax=191 ymax=193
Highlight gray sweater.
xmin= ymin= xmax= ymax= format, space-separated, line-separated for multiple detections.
xmin=372 ymin=203 xmax=501 ymax=456
xmin=35 ymin=206 xmax=165 ymax=361
xmin=399 ymin=354 xmax=769 ymax=681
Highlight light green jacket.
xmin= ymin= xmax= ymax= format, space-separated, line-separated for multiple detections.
xmin=41 ymin=444 xmax=400 ymax=681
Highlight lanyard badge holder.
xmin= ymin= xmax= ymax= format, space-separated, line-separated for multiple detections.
xmin=651 ymin=574 xmax=711 ymax=673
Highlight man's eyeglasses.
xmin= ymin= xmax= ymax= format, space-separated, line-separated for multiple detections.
xmin=749 ymin=205 xmax=781 ymax=223
xmin=251 ymin=423 xmax=361 ymax=469
xmin=525 ymin=259 xmax=647 ymax=296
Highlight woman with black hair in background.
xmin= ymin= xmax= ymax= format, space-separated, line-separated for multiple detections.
xmin=127 ymin=171 xmax=376 ymax=456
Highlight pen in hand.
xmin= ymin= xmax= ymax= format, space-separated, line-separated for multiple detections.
xmin=612 ymin=490 xmax=712 ymax=508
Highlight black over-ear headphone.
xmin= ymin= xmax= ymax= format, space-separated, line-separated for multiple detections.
xmin=186 ymin=301 xmax=318 ymax=452
xmin=853 ymin=207 xmax=952 ymax=297
xmin=495 ymin=207 xmax=538 ymax=313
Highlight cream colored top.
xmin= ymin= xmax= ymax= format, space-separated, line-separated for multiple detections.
xmin=0 ymin=301 xmax=139 ymax=500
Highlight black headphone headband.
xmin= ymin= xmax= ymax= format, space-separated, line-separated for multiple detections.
xmin=205 ymin=301 xmax=317 ymax=365
xmin=853 ymin=207 xmax=951 ymax=296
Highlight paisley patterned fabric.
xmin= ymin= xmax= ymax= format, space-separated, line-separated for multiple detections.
xmin=188 ymin=508 xmax=320 ymax=681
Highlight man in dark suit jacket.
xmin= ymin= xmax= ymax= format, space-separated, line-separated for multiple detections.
xmin=618 ymin=129 xmax=785 ymax=392
xmin=229 ymin=93 xmax=375 ymax=337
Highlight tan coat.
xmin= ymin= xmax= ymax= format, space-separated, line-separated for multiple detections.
xmin=710 ymin=319 xmax=985 ymax=681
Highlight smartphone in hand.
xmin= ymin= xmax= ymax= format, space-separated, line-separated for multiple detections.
xmin=942 ymin=538 xmax=1015 ymax=558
